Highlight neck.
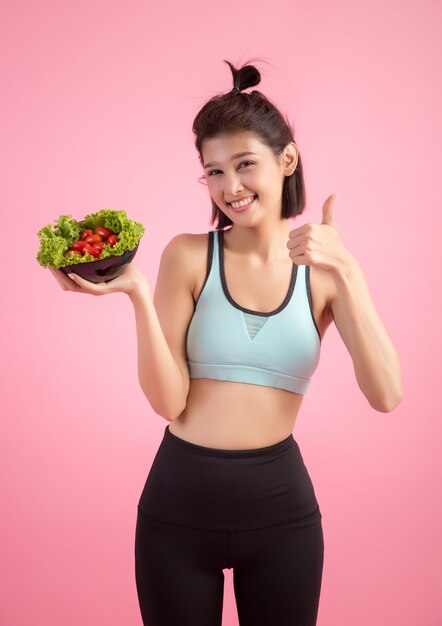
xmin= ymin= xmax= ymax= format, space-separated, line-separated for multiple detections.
xmin=224 ymin=220 xmax=294 ymax=264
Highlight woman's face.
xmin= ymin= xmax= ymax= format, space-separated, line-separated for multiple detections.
xmin=200 ymin=131 xmax=297 ymax=223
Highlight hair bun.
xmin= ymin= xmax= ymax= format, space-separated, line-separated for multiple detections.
xmin=223 ymin=59 xmax=261 ymax=93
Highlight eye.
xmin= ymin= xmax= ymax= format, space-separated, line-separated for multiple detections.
xmin=207 ymin=161 xmax=255 ymax=177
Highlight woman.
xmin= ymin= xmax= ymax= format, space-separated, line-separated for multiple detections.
xmin=50 ymin=59 xmax=403 ymax=626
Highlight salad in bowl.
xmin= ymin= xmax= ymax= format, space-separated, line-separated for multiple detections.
xmin=37 ymin=209 xmax=145 ymax=283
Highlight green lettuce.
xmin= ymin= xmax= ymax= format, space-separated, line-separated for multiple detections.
xmin=36 ymin=209 xmax=145 ymax=268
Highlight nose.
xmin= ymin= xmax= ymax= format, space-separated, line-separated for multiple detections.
xmin=222 ymin=171 xmax=245 ymax=196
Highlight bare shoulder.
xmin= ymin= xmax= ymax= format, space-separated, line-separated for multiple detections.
xmin=164 ymin=232 xmax=209 ymax=302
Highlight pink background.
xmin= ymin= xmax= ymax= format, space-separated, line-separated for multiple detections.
xmin=1 ymin=0 xmax=440 ymax=624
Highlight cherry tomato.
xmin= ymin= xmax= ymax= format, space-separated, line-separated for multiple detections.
xmin=93 ymin=241 xmax=106 ymax=252
xmin=107 ymin=234 xmax=119 ymax=247
xmin=65 ymin=250 xmax=82 ymax=258
xmin=80 ymin=229 xmax=94 ymax=241
xmin=71 ymin=240 xmax=88 ymax=252
xmin=85 ymin=234 xmax=102 ymax=244
xmin=83 ymin=243 xmax=101 ymax=257
xmin=94 ymin=226 xmax=114 ymax=240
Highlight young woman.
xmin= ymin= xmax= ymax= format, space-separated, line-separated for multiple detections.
xmin=50 ymin=59 xmax=403 ymax=626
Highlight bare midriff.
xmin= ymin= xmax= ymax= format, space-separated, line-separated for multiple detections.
xmin=169 ymin=378 xmax=304 ymax=450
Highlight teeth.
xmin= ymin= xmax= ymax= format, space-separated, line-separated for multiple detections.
xmin=230 ymin=195 xmax=256 ymax=208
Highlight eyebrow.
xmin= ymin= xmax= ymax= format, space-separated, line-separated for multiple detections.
xmin=203 ymin=152 xmax=258 ymax=170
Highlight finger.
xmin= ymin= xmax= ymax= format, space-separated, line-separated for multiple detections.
xmin=286 ymin=235 xmax=304 ymax=250
xmin=288 ymin=223 xmax=311 ymax=238
xmin=49 ymin=267 xmax=61 ymax=284
xmin=49 ymin=267 xmax=80 ymax=291
xmin=321 ymin=195 xmax=336 ymax=226
xmin=68 ymin=272 xmax=110 ymax=295
xmin=288 ymin=241 xmax=307 ymax=258
xmin=289 ymin=250 xmax=308 ymax=265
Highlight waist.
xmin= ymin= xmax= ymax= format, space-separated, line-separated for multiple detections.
xmin=137 ymin=424 xmax=321 ymax=531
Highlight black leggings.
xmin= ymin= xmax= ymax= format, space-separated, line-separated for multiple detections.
xmin=135 ymin=425 xmax=324 ymax=626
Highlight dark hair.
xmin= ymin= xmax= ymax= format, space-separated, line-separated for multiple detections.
xmin=192 ymin=58 xmax=306 ymax=229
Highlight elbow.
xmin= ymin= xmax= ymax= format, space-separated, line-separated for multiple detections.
xmin=167 ymin=380 xmax=190 ymax=421
xmin=163 ymin=399 xmax=187 ymax=422
xmin=370 ymin=390 xmax=404 ymax=413
xmin=154 ymin=407 xmax=182 ymax=422
xmin=378 ymin=363 xmax=404 ymax=413
xmin=141 ymin=397 xmax=182 ymax=423
xmin=140 ymin=385 xmax=187 ymax=422
xmin=363 ymin=371 xmax=404 ymax=413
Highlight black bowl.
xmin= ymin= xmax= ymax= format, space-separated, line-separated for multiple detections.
xmin=59 ymin=241 xmax=140 ymax=284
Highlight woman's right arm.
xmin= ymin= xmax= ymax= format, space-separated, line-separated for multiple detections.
xmin=128 ymin=235 xmax=195 ymax=421
xmin=128 ymin=286 xmax=188 ymax=421
xmin=129 ymin=235 xmax=194 ymax=421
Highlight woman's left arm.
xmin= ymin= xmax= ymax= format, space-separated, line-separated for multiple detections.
xmin=329 ymin=251 xmax=403 ymax=412
xmin=287 ymin=194 xmax=403 ymax=413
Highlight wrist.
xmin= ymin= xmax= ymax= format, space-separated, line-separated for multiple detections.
xmin=128 ymin=278 xmax=150 ymax=300
xmin=331 ymin=249 xmax=360 ymax=283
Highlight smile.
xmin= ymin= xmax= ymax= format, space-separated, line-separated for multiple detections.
xmin=228 ymin=195 xmax=257 ymax=210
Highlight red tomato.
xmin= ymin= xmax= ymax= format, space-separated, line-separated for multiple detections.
xmin=83 ymin=243 xmax=101 ymax=257
xmin=93 ymin=241 xmax=106 ymax=252
xmin=107 ymin=234 xmax=119 ymax=247
xmin=94 ymin=226 xmax=114 ymax=240
xmin=65 ymin=250 xmax=82 ymax=257
xmin=85 ymin=234 xmax=102 ymax=244
xmin=71 ymin=240 xmax=88 ymax=251
xmin=80 ymin=229 xmax=94 ymax=241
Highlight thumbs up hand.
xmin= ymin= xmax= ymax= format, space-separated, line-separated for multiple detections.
xmin=286 ymin=194 xmax=350 ymax=274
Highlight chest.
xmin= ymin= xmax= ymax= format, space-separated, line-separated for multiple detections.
xmin=192 ymin=239 xmax=331 ymax=340
xmin=221 ymin=256 xmax=295 ymax=313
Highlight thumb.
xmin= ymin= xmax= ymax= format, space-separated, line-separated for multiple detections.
xmin=321 ymin=194 xmax=337 ymax=226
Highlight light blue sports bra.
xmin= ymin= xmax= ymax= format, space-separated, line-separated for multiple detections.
xmin=186 ymin=229 xmax=322 ymax=394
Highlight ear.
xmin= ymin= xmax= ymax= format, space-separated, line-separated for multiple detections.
xmin=283 ymin=141 xmax=298 ymax=176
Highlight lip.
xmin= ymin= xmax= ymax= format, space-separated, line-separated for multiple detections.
xmin=228 ymin=195 xmax=257 ymax=212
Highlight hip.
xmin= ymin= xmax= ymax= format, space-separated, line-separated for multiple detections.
xmin=137 ymin=424 xmax=321 ymax=531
